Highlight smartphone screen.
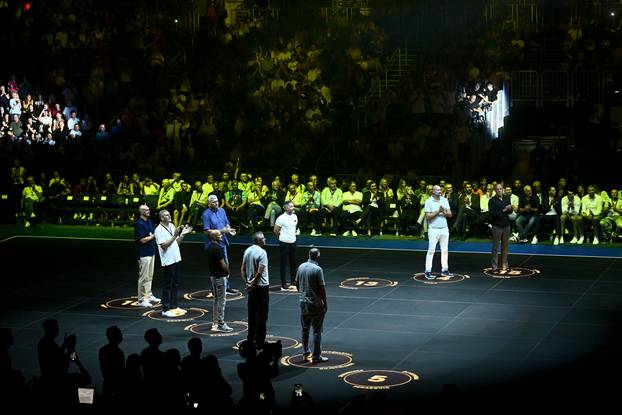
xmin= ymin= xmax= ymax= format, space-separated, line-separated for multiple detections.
xmin=78 ymin=387 xmax=95 ymax=404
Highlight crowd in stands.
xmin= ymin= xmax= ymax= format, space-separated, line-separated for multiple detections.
xmin=10 ymin=163 xmax=622 ymax=245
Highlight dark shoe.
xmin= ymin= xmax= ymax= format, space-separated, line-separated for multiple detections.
xmin=424 ymin=271 xmax=435 ymax=280
xmin=441 ymin=269 xmax=454 ymax=277
xmin=312 ymin=355 xmax=328 ymax=363
xmin=226 ymin=288 xmax=239 ymax=295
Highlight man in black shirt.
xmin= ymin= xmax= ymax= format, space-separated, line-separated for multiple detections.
xmin=207 ymin=230 xmax=233 ymax=332
xmin=489 ymin=183 xmax=513 ymax=270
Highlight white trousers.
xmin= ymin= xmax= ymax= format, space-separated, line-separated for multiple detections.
xmin=138 ymin=255 xmax=155 ymax=300
xmin=426 ymin=227 xmax=449 ymax=272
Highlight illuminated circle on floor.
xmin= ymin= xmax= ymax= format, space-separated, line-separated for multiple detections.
xmin=185 ymin=321 xmax=248 ymax=337
xmin=100 ymin=296 xmax=162 ymax=310
xmin=233 ymin=335 xmax=300 ymax=350
xmin=144 ymin=307 xmax=207 ymax=322
xmin=340 ymin=370 xmax=420 ymax=390
xmin=483 ymin=267 xmax=540 ymax=278
xmin=413 ymin=273 xmax=468 ymax=284
xmin=269 ymin=284 xmax=298 ymax=294
xmin=340 ymin=277 xmax=398 ymax=290
xmin=184 ymin=289 xmax=244 ymax=302
xmin=281 ymin=351 xmax=354 ymax=370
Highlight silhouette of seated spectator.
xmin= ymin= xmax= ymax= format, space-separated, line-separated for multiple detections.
xmin=0 ymin=328 xmax=25 ymax=408
xmin=237 ymin=339 xmax=280 ymax=413
xmin=122 ymin=353 xmax=144 ymax=411
xmin=180 ymin=337 xmax=203 ymax=408
xmin=163 ymin=348 xmax=186 ymax=411
xmin=140 ymin=328 xmax=165 ymax=409
xmin=98 ymin=325 xmax=125 ymax=407
xmin=199 ymin=354 xmax=233 ymax=410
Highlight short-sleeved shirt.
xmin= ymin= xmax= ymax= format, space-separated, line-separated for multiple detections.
xmin=154 ymin=223 xmax=181 ymax=266
xmin=207 ymin=242 xmax=228 ymax=278
xmin=424 ymin=196 xmax=450 ymax=229
xmin=202 ymin=207 xmax=230 ymax=249
xmin=296 ymin=260 xmax=325 ymax=308
xmin=242 ymin=244 xmax=269 ymax=286
xmin=275 ymin=212 xmax=298 ymax=243
xmin=135 ymin=217 xmax=156 ymax=259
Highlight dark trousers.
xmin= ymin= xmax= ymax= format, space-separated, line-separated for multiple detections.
xmin=300 ymin=303 xmax=325 ymax=357
xmin=491 ymin=225 xmax=510 ymax=270
xmin=162 ymin=262 xmax=181 ymax=311
xmin=279 ymin=241 xmax=296 ymax=287
xmin=247 ymin=285 xmax=269 ymax=347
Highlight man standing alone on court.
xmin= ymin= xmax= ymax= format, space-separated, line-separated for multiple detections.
xmin=241 ymin=231 xmax=270 ymax=349
xmin=489 ymin=182 xmax=513 ymax=271
xmin=274 ymin=201 xmax=298 ymax=291
xmin=296 ymin=248 xmax=328 ymax=363
xmin=424 ymin=184 xmax=453 ymax=279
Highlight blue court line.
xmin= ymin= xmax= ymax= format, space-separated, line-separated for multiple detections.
xmin=228 ymin=235 xmax=622 ymax=258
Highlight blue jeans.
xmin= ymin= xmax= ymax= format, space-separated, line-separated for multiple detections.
xmin=211 ymin=276 xmax=227 ymax=326
xmin=516 ymin=214 xmax=538 ymax=239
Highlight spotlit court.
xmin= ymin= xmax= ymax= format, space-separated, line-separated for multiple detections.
xmin=2 ymin=227 xmax=621 ymax=410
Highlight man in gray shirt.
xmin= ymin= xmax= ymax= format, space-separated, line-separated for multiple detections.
xmin=241 ymin=231 xmax=270 ymax=349
xmin=295 ymin=248 xmax=328 ymax=363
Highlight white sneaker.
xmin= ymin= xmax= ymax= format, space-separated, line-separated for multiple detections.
xmin=174 ymin=307 xmax=187 ymax=315
xmin=342 ymin=231 xmax=350 ymax=237
xmin=351 ymin=230 xmax=358 ymax=237
xmin=139 ymin=300 xmax=152 ymax=307
xmin=162 ymin=310 xmax=178 ymax=318
xmin=553 ymin=236 xmax=559 ymax=246
xmin=147 ymin=295 xmax=161 ymax=303
xmin=570 ymin=237 xmax=577 ymax=244
xmin=531 ymin=236 xmax=538 ymax=244
xmin=310 ymin=229 xmax=317 ymax=236
xmin=593 ymin=237 xmax=599 ymax=245
xmin=578 ymin=236 xmax=584 ymax=244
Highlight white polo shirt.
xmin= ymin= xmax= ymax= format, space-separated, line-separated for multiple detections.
xmin=275 ymin=212 xmax=298 ymax=243
xmin=154 ymin=222 xmax=182 ymax=266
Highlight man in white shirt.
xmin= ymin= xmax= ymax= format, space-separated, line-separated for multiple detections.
xmin=154 ymin=210 xmax=193 ymax=317
xmin=340 ymin=181 xmax=363 ymax=236
xmin=561 ymin=188 xmax=582 ymax=244
xmin=274 ymin=201 xmax=298 ymax=291
xmin=581 ymin=185 xmax=603 ymax=244
xmin=424 ymin=185 xmax=453 ymax=280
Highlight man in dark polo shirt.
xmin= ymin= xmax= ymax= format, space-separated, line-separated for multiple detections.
xmin=207 ymin=230 xmax=233 ymax=332
xmin=295 ymin=248 xmax=328 ymax=363
xmin=489 ymin=183 xmax=513 ymax=271
xmin=134 ymin=205 xmax=160 ymax=307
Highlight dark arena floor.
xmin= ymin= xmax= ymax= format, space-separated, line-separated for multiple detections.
xmin=2 ymin=226 xmax=621 ymax=412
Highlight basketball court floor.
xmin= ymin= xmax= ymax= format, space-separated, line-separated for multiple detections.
xmin=2 ymin=229 xmax=621 ymax=410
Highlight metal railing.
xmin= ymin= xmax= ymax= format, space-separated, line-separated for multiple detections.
xmin=511 ymin=70 xmax=622 ymax=107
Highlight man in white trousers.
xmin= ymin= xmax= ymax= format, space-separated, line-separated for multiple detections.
xmin=424 ymin=185 xmax=453 ymax=279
